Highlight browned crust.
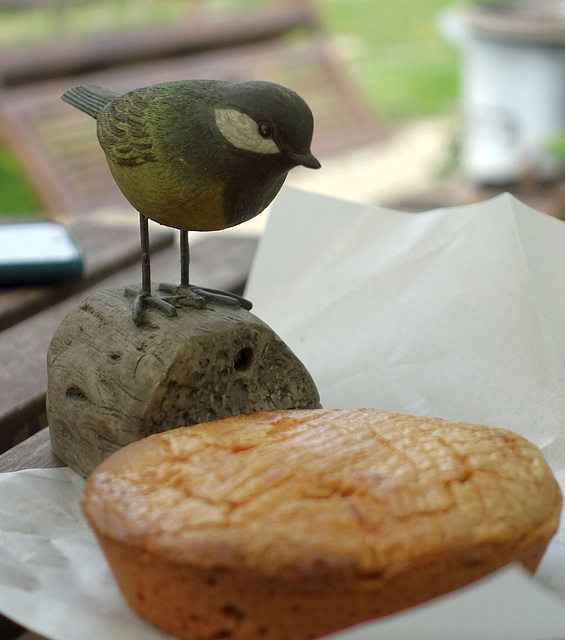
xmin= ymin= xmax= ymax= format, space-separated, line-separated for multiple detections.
xmin=96 ymin=533 xmax=551 ymax=640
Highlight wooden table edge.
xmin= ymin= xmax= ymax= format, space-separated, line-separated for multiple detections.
xmin=0 ymin=427 xmax=63 ymax=473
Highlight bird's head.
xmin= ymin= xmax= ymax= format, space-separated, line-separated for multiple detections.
xmin=213 ymin=81 xmax=321 ymax=170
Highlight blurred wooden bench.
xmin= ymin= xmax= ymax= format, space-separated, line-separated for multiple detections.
xmin=0 ymin=3 xmax=383 ymax=216
xmin=0 ymin=0 xmax=319 ymax=86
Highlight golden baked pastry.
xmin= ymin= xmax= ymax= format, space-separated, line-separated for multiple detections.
xmin=81 ymin=409 xmax=562 ymax=640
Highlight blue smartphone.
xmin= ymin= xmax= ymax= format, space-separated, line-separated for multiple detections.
xmin=0 ymin=221 xmax=84 ymax=286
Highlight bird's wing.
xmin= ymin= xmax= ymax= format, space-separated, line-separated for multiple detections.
xmin=97 ymin=88 xmax=158 ymax=167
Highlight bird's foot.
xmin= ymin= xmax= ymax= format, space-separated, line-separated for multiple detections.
xmin=158 ymin=283 xmax=253 ymax=311
xmin=124 ymin=286 xmax=178 ymax=326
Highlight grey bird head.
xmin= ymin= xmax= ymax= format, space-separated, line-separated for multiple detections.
xmin=212 ymin=80 xmax=321 ymax=170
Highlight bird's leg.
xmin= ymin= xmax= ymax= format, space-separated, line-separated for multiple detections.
xmin=157 ymin=230 xmax=205 ymax=308
xmin=140 ymin=212 xmax=152 ymax=297
xmin=158 ymin=230 xmax=253 ymax=310
xmin=125 ymin=214 xmax=178 ymax=325
xmin=179 ymin=228 xmax=190 ymax=288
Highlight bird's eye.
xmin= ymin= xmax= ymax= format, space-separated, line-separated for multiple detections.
xmin=215 ymin=108 xmax=279 ymax=154
xmin=258 ymin=122 xmax=272 ymax=139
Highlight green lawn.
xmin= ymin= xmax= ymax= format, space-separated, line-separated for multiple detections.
xmin=0 ymin=145 xmax=42 ymax=216
xmin=318 ymin=0 xmax=459 ymax=121
xmin=0 ymin=0 xmax=460 ymax=216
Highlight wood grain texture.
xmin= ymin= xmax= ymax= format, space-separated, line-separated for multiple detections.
xmin=0 ymin=428 xmax=62 ymax=473
xmin=47 ymin=282 xmax=319 ymax=477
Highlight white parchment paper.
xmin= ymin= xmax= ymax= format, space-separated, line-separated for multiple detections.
xmin=1 ymin=188 xmax=565 ymax=639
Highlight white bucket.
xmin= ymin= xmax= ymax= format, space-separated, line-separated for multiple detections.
xmin=440 ymin=2 xmax=565 ymax=185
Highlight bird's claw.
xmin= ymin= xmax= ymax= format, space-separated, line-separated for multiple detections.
xmin=160 ymin=293 xmax=207 ymax=310
xmin=125 ymin=286 xmax=178 ymax=326
xmin=193 ymin=286 xmax=253 ymax=310
xmin=133 ymin=294 xmax=177 ymax=326
xmin=124 ymin=283 xmax=252 ymax=325
xmin=157 ymin=283 xmax=253 ymax=311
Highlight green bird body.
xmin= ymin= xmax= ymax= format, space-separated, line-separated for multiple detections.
xmin=61 ymin=78 xmax=320 ymax=323
xmin=62 ymin=79 xmax=319 ymax=232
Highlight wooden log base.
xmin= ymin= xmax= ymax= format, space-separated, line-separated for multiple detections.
xmin=46 ymin=286 xmax=321 ymax=477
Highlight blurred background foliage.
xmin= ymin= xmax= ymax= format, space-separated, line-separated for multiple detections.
xmin=0 ymin=0 xmax=459 ymax=216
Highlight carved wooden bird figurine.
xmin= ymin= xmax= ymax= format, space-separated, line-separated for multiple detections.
xmin=62 ymin=79 xmax=320 ymax=324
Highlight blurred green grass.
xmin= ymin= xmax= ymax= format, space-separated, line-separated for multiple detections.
xmin=0 ymin=145 xmax=42 ymax=216
xmin=0 ymin=0 xmax=256 ymax=50
xmin=0 ymin=0 xmax=459 ymax=216
xmin=318 ymin=0 xmax=459 ymax=121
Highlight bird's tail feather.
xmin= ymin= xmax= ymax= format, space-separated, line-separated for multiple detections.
xmin=61 ymin=84 xmax=120 ymax=118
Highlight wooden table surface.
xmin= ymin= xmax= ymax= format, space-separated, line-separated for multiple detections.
xmin=0 ymin=427 xmax=62 ymax=473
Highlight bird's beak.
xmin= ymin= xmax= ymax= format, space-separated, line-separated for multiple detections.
xmin=286 ymin=150 xmax=321 ymax=170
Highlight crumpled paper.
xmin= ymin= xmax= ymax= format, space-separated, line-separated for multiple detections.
xmin=1 ymin=188 xmax=565 ymax=639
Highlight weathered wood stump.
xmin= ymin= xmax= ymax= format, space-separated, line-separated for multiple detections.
xmin=47 ymin=286 xmax=321 ymax=477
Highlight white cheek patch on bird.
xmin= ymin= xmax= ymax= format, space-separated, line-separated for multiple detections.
xmin=214 ymin=108 xmax=280 ymax=155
